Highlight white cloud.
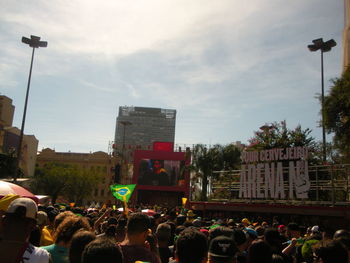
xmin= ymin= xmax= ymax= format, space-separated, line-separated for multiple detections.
xmin=0 ymin=0 xmax=343 ymax=151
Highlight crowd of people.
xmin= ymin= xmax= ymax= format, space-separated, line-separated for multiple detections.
xmin=0 ymin=197 xmax=349 ymax=263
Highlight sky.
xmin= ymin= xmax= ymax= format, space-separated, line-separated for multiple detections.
xmin=0 ymin=0 xmax=344 ymax=153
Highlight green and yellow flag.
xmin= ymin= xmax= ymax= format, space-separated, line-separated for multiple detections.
xmin=110 ymin=184 xmax=136 ymax=203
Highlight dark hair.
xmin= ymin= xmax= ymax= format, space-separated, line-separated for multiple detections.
xmin=176 ymin=215 xmax=186 ymax=226
xmin=271 ymin=254 xmax=286 ymax=263
xmin=69 ymin=230 xmax=96 ymax=263
xmin=29 ymin=225 xmax=41 ymax=246
xmin=54 ymin=216 xmax=91 ymax=244
xmin=209 ymin=226 xmax=233 ymax=242
xmin=105 ymin=225 xmax=117 ymax=238
xmin=232 ymin=229 xmax=247 ymax=246
xmin=264 ymin=228 xmax=283 ymax=253
xmin=82 ymin=238 xmax=123 ymax=263
xmin=175 ymin=225 xmax=186 ymax=236
xmin=107 ymin=217 xmax=118 ymax=226
xmin=313 ymin=240 xmax=348 ymax=263
xmin=53 ymin=211 xmax=75 ymax=230
xmin=176 ymin=228 xmax=208 ymax=263
xmin=156 ymin=223 xmax=171 ymax=242
xmin=334 ymin=229 xmax=350 ymax=239
xmin=126 ymin=213 xmax=150 ymax=235
xmin=247 ymin=240 xmax=272 ymax=263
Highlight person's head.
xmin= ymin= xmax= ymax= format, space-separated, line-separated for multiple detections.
xmin=3 ymin=197 xmax=38 ymax=239
xmin=176 ymin=214 xmax=187 ymax=226
xmin=241 ymin=218 xmax=250 ymax=227
xmin=264 ymin=228 xmax=283 ymax=253
xmin=105 ymin=225 xmax=117 ymax=240
xmin=334 ymin=229 xmax=350 ymax=239
xmin=45 ymin=206 xmax=59 ymax=224
xmin=53 ymin=210 xmax=75 ymax=230
xmin=82 ymin=238 xmax=123 ymax=263
xmin=311 ymin=225 xmax=320 ymax=235
xmin=153 ymin=160 xmax=162 ymax=170
xmin=69 ymin=230 xmax=96 ymax=263
xmin=54 ymin=215 xmax=91 ymax=245
xmin=246 ymin=240 xmax=272 ymax=263
xmin=232 ymin=229 xmax=247 ymax=251
xmin=37 ymin=211 xmax=48 ymax=227
xmin=312 ymin=240 xmax=348 ymax=263
xmin=245 ymin=228 xmax=258 ymax=241
xmin=126 ymin=213 xmax=150 ymax=235
xmin=209 ymin=226 xmax=234 ymax=242
xmin=208 ymin=236 xmax=239 ymax=263
xmin=126 ymin=213 xmax=150 ymax=243
xmin=176 ymin=228 xmax=208 ymax=263
xmin=277 ymin=225 xmax=286 ymax=235
xmin=156 ymin=223 xmax=171 ymax=244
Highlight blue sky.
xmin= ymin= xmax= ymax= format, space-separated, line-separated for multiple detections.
xmin=0 ymin=0 xmax=344 ymax=153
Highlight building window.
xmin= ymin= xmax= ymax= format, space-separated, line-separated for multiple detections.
xmin=101 ymin=189 xmax=105 ymax=196
xmin=94 ymin=189 xmax=98 ymax=196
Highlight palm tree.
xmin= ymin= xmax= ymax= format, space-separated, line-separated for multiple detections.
xmin=191 ymin=144 xmax=241 ymax=201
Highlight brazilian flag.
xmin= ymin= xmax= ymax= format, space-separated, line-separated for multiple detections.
xmin=110 ymin=184 xmax=136 ymax=203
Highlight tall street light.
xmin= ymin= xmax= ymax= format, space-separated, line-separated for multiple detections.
xmin=14 ymin=35 xmax=47 ymax=182
xmin=308 ymin=38 xmax=336 ymax=163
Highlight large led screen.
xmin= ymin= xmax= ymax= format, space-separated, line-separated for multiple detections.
xmin=138 ymin=159 xmax=186 ymax=186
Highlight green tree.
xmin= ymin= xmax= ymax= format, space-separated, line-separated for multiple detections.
xmin=248 ymin=121 xmax=315 ymax=149
xmin=190 ymin=143 xmax=241 ymax=201
xmin=31 ymin=163 xmax=102 ymax=204
xmin=31 ymin=163 xmax=73 ymax=204
xmin=247 ymin=121 xmax=320 ymax=164
xmin=222 ymin=144 xmax=242 ymax=170
xmin=64 ymin=167 xmax=101 ymax=205
xmin=0 ymin=153 xmax=15 ymax=178
xmin=323 ymin=67 xmax=350 ymax=162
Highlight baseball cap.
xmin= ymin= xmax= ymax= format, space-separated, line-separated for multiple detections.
xmin=245 ymin=228 xmax=258 ymax=239
xmin=6 ymin=197 xmax=37 ymax=220
xmin=209 ymin=236 xmax=238 ymax=259
xmin=241 ymin=218 xmax=250 ymax=225
xmin=311 ymin=225 xmax=319 ymax=233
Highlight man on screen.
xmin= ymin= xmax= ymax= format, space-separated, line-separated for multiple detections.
xmin=149 ymin=160 xmax=169 ymax=186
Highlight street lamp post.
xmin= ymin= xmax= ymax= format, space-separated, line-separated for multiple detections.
xmin=14 ymin=35 xmax=47 ymax=182
xmin=308 ymin=38 xmax=336 ymax=163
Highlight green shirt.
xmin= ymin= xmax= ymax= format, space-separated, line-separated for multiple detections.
xmin=41 ymin=244 xmax=69 ymax=263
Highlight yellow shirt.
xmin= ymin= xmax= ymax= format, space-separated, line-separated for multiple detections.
xmin=40 ymin=226 xmax=54 ymax=246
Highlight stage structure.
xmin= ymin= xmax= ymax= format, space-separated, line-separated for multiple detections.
xmin=131 ymin=142 xmax=191 ymax=206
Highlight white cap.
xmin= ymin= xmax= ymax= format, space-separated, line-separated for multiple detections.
xmin=311 ymin=225 xmax=319 ymax=233
xmin=7 ymin=197 xmax=37 ymax=220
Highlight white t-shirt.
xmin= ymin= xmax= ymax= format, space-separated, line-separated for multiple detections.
xmin=21 ymin=243 xmax=50 ymax=263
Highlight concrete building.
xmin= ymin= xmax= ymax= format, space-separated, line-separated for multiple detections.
xmin=3 ymin=127 xmax=38 ymax=177
xmin=0 ymin=95 xmax=15 ymax=127
xmin=344 ymin=0 xmax=350 ymax=71
xmin=114 ymin=106 xmax=176 ymax=162
xmin=36 ymin=148 xmax=120 ymax=206
xmin=0 ymin=95 xmax=38 ymax=177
